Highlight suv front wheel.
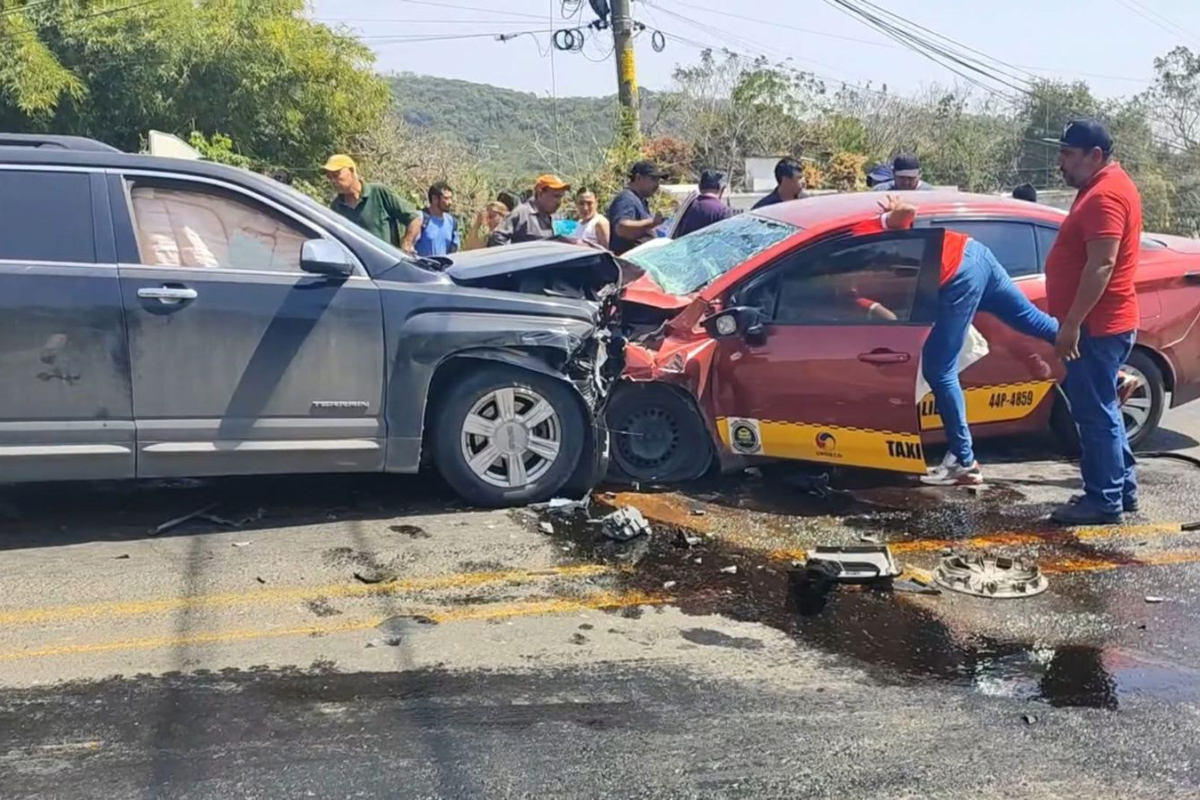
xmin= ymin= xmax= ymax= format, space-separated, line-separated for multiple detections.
xmin=433 ymin=365 xmax=585 ymax=507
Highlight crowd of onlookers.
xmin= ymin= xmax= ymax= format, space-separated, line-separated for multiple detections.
xmin=314 ymin=150 xmax=1044 ymax=258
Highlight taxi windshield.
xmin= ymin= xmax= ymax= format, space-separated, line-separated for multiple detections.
xmin=624 ymin=214 xmax=800 ymax=295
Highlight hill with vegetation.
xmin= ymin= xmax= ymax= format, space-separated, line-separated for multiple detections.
xmin=389 ymin=73 xmax=665 ymax=180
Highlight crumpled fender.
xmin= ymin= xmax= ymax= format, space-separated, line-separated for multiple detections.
xmin=624 ymin=295 xmax=719 ymax=397
xmin=623 ymin=333 xmax=720 ymax=412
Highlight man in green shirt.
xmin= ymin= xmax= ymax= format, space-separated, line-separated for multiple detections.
xmin=322 ymin=154 xmax=420 ymax=252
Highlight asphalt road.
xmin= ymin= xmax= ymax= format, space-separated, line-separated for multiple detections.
xmin=1 ymin=404 xmax=1198 ymax=799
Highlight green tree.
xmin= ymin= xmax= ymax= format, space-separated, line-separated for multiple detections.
xmin=669 ymin=51 xmax=823 ymax=186
xmin=0 ymin=0 xmax=391 ymax=172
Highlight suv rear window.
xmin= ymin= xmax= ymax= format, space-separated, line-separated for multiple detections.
xmin=0 ymin=170 xmax=95 ymax=263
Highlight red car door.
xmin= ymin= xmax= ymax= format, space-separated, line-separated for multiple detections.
xmin=707 ymin=228 xmax=945 ymax=474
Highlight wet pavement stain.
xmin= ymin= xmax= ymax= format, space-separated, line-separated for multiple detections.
xmin=529 ymin=469 xmax=1200 ymax=710
xmin=680 ymin=628 xmax=764 ymax=651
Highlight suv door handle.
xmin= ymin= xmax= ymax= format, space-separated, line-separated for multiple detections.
xmin=138 ymin=286 xmax=198 ymax=305
xmin=858 ymin=350 xmax=910 ymax=364
xmin=1185 ymin=271 xmax=1200 ymax=284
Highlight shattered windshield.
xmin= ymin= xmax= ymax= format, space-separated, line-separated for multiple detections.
xmin=624 ymin=214 xmax=800 ymax=295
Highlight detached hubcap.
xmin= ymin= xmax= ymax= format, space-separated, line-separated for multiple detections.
xmin=1121 ymin=363 xmax=1152 ymax=438
xmin=461 ymin=387 xmax=561 ymax=488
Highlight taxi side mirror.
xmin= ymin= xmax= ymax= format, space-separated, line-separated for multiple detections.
xmin=702 ymin=306 xmax=764 ymax=339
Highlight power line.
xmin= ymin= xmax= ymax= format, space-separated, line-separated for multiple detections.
xmin=645 ymin=0 xmax=875 ymax=85
xmin=818 ymin=0 xmax=1028 ymax=102
xmin=0 ymin=0 xmax=60 ymax=21
xmin=645 ymin=0 xmax=898 ymax=49
xmin=1113 ymin=0 xmax=1200 ymax=47
xmin=0 ymin=0 xmax=164 ymax=44
xmin=315 ymin=18 xmax=541 ymax=26
xmin=394 ymin=0 xmax=545 ymax=20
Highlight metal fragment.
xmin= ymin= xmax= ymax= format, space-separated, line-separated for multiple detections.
xmin=933 ymin=554 xmax=1048 ymax=598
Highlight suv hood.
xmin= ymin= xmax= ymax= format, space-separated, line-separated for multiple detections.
xmin=443 ymin=241 xmax=620 ymax=301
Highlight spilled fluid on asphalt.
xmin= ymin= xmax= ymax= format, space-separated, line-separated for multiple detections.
xmin=536 ymin=469 xmax=1200 ymax=711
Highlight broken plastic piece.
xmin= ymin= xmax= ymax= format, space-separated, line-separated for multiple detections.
xmin=892 ymin=579 xmax=941 ymax=595
xmin=934 ymin=554 xmax=1048 ymax=598
xmin=539 ymin=521 xmax=554 ymax=534
xmin=151 ymin=503 xmax=219 ymax=535
xmin=720 ymin=565 xmax=738 ymax=575
xmin=1145 ymin=595 xmax=1167 ymax=604
xmin=805 ymin=545 xmax=901 ymax=582
xmin=532 ymin=497 xmax=589 ymax=515
xmin=600 ymin=506 xmax=651 ymax=541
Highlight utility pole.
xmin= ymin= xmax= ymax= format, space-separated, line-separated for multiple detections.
xmin=610 ymin=0 xmax=640 ymax=142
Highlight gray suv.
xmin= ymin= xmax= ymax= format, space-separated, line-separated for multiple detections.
xmin=0 ymin=135 xmax=623 ymax=506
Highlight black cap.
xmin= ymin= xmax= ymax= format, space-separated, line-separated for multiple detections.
xmin=892 ymin=152 xmax=921 ymax=176
xmin=630 ymin=160 xmax=669 ymax=179
xmin=1053 ymin=118 xmax=1113 ymax=155
xmin=698 ymin=169 xmax=726 ymax=191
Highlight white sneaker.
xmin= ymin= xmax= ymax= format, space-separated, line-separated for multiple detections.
xmin=920 ymin=452 xmax=984 ymax=486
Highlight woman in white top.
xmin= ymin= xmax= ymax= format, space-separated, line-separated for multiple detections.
xmin=574 ymin=188 xmax=610 ymax=249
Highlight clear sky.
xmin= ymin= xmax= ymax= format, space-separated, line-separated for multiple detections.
xmin=308 ymin=0 xmax=1199 ymax=101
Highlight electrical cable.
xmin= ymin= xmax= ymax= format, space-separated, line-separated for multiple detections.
xmin=394 ymin=0 xmax=545 ymax=21
xmin=0 ymin=0 xmax=60 ymax=21
xmin=1114 ymin=0 xmax=1200 ymax=46
xmin=820 ymin=0 xmax=1028 ymax=102
xmin=0 ymin=0 xmax=164 ymax=44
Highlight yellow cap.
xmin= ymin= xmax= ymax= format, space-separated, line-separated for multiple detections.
xmin=534 ymin=173 xmax=570 ymax=192
xmin=322 ymin=154 xmax=357 ymax=173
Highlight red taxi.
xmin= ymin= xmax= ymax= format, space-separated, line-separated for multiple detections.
xmin=608 ymin=191 xmax=1200 ymax=482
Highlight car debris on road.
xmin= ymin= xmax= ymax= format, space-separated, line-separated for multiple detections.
xmin=151 ymin=503 xmax=219 ymax=535
xmin=933 ymin=554 xmax=1048 ymax=598
xmin=599 ymin=506 xmax=652 ymax=541
xmin=804 ymin=545 xmax=902 ymax=582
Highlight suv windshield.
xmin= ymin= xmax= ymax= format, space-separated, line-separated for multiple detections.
xmin=624 ymin=214 xmax=799 ymax=295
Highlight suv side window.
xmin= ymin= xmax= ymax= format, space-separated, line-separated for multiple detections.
xmin=745 ymin=234 xmax=931 ymax=325
xmin=126 ymin=181 xmax=309 ymax=272
xmin=938 ymin=220 xmax=1040 ymax=278
xmin=0 ymin=170 xmax=95 ymax=263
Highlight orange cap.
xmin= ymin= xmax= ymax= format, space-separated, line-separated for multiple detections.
xmin=534 ymin=174 xmax=570 ymax=192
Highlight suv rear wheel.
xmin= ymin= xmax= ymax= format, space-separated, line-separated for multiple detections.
xmin=433 ymin=365 xmax=584 ymax=507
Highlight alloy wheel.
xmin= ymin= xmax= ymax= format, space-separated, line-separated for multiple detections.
xmin=460 ymin=386 xmax=562 ymax=489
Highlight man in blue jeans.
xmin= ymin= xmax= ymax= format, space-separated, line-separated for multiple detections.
xmin=852 ymin=199 xmax=1059 ymax=486
xmin=918 ymin=237 xmax=1060 ymax=486
xmin=1045 ymin=119 xmax=1142 ymax=525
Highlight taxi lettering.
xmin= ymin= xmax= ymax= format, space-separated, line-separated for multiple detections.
xmin=886 ymin=440 xmax=923 ymax=460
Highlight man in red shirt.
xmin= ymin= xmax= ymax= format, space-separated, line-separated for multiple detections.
xmin=1044 ymin=119 xmax=1141 ymax=525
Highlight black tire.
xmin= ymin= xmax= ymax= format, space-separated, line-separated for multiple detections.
xmin=605 ymin=384 xmax=712 ymax=483
xmin=432 ymin=365 xmax=585 ymax=507
xmin=1123 ymin=348 xmax=1166 ymax=450
xmin=1050 ymin=347 xmax=1166 ymax=455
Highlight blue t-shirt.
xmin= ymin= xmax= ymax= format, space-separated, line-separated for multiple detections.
xmin=606 ymin=188 xmax=651 ymax=255
xmin=415 ymin=210 xmax=460 ymax=256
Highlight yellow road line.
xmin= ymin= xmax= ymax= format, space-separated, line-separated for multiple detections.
xmin=886 ymin=523 xmax=1185 ymax=554
xmin=0 ymin=564 xmax=615 ymax=627
xmin=0 ymin=591 xmax=665 ymax=663
xmin=1042 ymin=548 xmax=1200 ymax=574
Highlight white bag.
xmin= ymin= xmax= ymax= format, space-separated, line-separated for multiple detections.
xmin=915 ymin=324 xmax=990 ymax=404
